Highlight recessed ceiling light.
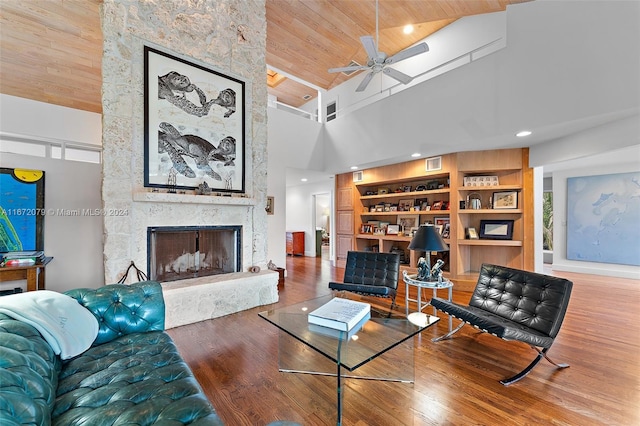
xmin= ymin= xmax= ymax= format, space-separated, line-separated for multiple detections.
xmin=411 ymin=153 xmax=421 ymax=158
xmin=301 ymin=178 xmax=308 ymax=182
xmin=350 ymin=166 xmax=358 ymax=170
xmin=516 ymin=130 xmax=532 ymax=137
xmin=403 ymin=25 xmax=414 ymax=35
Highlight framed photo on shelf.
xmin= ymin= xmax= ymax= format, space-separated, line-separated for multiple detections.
xmin=360 ymin=223 xmax=374 ymax=234
xmin=431 ymin=200 xmax=443 ymax=210
xmin=479 ymin=219 xmax=514 ymax=240
xmin=403 ymin=185 xmax=412 ymax=192
xmin=493 ymin=191 xmax=518 ymax=209
xmin=144 ymin=46 xmax=245 ymax=192
xmin=466 ymin=227 xmax=479 ymax=239
xmin=386 ymin=224 xmax=400 ymax=235
xmin=442 ymin=223 xmax=451 ymax=239
xmin=398 ymin=199 xmax=414 ymax=211
xmin=397 ymin=215 xmax=418 ymax=231
xmin=434 ymin=217 xmax=450 ymax=228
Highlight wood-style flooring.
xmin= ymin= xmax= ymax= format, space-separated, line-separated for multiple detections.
xmin=167 ymin=253 xmax=640 ymax=425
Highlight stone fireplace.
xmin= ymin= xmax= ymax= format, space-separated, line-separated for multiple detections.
xmin=148 ymin=225 xmax=242 ymax=282
xmin=100 ymin=1 xmax=274 ymax=329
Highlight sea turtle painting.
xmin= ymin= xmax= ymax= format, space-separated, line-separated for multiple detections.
xmin=157 ymin=122 xmax=237 ymax=182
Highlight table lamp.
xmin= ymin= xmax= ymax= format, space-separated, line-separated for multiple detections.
xmin=408 ymin=224 xmax=449 ymax=282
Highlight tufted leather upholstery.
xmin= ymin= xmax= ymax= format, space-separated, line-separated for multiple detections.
xmin=431 ymin=264 xmax=573 ymax=384
xmin=0 ymin=281 xmax=223 ymax=425
xmin=329 ymin=251 xmax=400 ymax=298
xmin=65 ymin=281 xmax=165 ymax=346
xmin=432 ymin=264 xmax=572 ymax=348
xmin=0 ymin=312 xmax=62 ymax=425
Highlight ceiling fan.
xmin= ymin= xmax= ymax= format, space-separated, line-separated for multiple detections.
xmin=328 ymin=0 xmax=429 ymax=92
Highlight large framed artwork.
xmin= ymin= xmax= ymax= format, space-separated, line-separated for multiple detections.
xmin=0 ymin=168 xmax=45 ymax=252
xmin=567 ymin=171 xmax=640 ymax=266
xmin=144 ymin=46 xmax=245 ymax=192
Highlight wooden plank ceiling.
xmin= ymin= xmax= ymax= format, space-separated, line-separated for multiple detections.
xmin=0 ymin=0 xmax=529 ymax=114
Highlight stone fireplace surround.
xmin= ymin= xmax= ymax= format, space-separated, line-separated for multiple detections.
xmin=124 ymin=193 xmax=278 ymax=329
xmin=100 ymin=1 xmax=274 ymax=328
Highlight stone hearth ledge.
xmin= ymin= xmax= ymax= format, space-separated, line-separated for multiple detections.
xmin=162 ymin=270 xmax=279 ymax=329
xmin=133 ymin=192 xmax=255 ymax=206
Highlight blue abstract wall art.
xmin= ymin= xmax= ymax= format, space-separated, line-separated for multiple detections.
xmin=567 ymin=171 xmax=640 ymax=266
xmin=0 ymin=168 xmax=45 ymax=253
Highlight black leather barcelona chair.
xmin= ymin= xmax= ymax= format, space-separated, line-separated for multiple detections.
xmin=329 ymin=251 xmax=400 ymax=316
xmin=431 ymin=263 xmax=573 ymax=385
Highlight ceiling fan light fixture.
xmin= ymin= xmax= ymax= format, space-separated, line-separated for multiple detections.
xmin=327 ymin=0 xmax=429 ymax=93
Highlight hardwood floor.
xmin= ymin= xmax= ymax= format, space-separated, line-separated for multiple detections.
xmin=167 ymin=254 xmax=640 ymax=425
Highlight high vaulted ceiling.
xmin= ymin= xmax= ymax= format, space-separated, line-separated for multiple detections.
xmin=0 ymin=0 xmax=529 ymax=114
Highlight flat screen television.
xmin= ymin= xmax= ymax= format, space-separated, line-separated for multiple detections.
xmin=0 ymin=167 xmax=45 ymax=253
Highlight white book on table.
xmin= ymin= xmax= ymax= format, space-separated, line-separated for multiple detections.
xmin=308 ymin=312 xmax=371 ymax=339
xmin=307 ymin=298 xmax=371 ymax=331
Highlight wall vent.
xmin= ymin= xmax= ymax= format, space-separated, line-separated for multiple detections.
xmin=302 ymin=94 xmax=312 ymax=100
xmin=352 ymin=171 xmax=363 ymax=182
xmin=425 ymin=156 xmax=442 ymax=171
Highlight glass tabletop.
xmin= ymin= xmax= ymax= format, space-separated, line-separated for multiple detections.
xmin=258 ymin=294 xmax=439 ymax=372
xmin=403 ymin=271 xmax=454 ymax=289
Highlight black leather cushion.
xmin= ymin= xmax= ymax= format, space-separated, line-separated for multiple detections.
xmin=469 ymin=264 xmax=572 ymax=338
xmin=329 ymin=251 xmax=400 ymax=298
xmin=431 ymin=264 xmax=572 ymax=348
xmin=431 ymin=298 xmax=555 ymax=348
xmin=53 ymin=331 xmax=223 ymax=426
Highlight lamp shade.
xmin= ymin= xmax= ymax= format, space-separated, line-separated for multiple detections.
xmin=408 ymin=224 xmax=449 ymax=252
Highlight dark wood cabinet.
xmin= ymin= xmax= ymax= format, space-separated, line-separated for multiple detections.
xmin=286 ymin=231 xmax=305 ymax=256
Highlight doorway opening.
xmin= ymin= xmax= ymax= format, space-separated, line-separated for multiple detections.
xmin=314 ymin=193 xmax=331 ymax=259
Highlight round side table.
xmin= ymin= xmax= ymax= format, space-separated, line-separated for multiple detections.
xmin=403 ymin=270 xmax=453 ymax=331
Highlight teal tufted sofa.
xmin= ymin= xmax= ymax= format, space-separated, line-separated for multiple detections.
xmin=0 ymin=281 xmax=223 ymax=425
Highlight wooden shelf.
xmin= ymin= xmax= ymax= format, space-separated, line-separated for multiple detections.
xmin=336 ymin=148 xmax=533 ymax=285
xmin=458 ymin=209 xmax=522 ymax=214
xmin=356 ymin=234 xmax=411 ymax=242
xmin=360 ymin=188 xmax=450 ymax=201
xmin=457 ymin=239 xmax=523 ymax=247
xmin=458 ymin=185 xmax=521 ymax=191
xmin=361 ymin=211 xmax=451 ymax=216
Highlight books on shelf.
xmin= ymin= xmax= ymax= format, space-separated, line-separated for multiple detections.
xmin=0 ymin=251 xmax=45 ymax=267
xmin=308 ymin=311 xmax=370 ymax=339
xmin=308 ymin=297 xmax=371 ymax=331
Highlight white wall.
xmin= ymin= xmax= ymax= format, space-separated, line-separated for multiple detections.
xmin=0 ymin=153 xmax=104 ymax=292
xmin=0 ymin=94 xmax=102 ymax=145
xmin=545 ymin=145 xmax=640 ymax=279
xmin=0 ymin=96 xmax=104 ymax=292
xmin=316 ymin=0 xmax=639 ymax=175
xmin=285 ymin=180 xmax=334 ymax=258
xmin=267 ymin=107 xmax=324 ymax=266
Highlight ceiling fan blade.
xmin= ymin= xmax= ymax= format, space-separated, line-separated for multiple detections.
xmin=383 ymin=67 xmax=413 ymax=85
xmin=328 ymin=65 xmax=367 ymax=74
xmin=360 ymin=35 xmax=378 ymax=60
xmin=356 ymin=71 xmax=375 ymax=92
xmin=386 ymin=42 xmax=429 ymax=64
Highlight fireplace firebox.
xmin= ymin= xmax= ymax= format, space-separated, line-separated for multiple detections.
xmin=147 ymin=226 xmax=241 ymax=282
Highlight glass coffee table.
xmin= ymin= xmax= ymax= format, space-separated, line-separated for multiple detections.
xmin=259 ymin=294 xmax=439 ymax=425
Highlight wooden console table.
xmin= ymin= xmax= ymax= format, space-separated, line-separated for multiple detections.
xmin=0 ymin=257 xmax=53 ymax=292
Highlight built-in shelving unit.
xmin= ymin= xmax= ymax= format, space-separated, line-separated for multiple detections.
xmin=334 ymin=148 xmax=533 ymax=291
